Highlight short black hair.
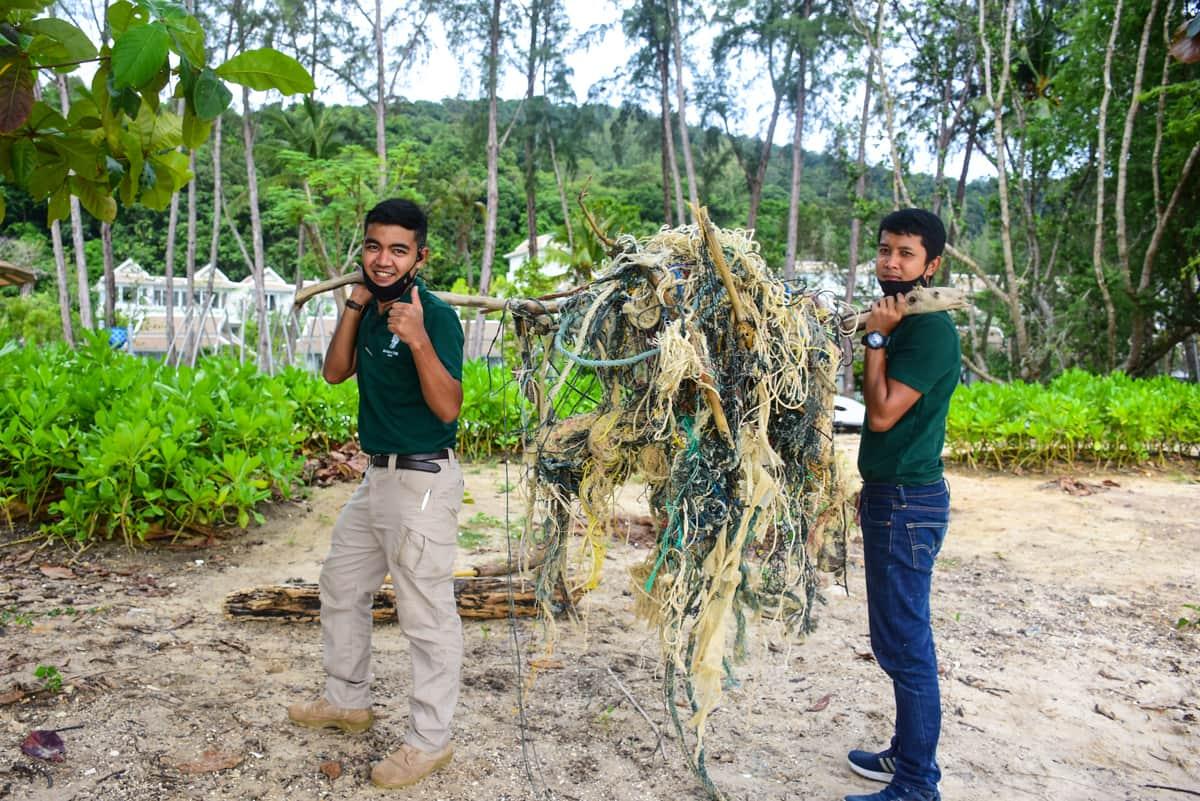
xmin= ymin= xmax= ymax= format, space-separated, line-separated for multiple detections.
xmin=878 ymin=208 xmax=946 ymax=264
xmin=365 ymin=198 xmax=428 ymax=249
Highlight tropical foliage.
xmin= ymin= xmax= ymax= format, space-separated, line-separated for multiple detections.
xmin=946 ymin=371 xmax=1200 ymax=469
xmin=0 ymin=336 xmax=350 ymax=545
xmin=0 ymin=0 xmax=313 ymax=223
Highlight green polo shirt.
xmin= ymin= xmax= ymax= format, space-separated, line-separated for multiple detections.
xmin=857 ymin=311 xmax=960 ymax=486
xmin=354 ymin=278 xmax=464 ymax=455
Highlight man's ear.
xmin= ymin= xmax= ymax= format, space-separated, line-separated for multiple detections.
xmin=924 ymin=255 xmax=942 ymax=281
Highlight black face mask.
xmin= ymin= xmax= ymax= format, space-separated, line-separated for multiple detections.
xmin=361 ymin=266 xmax=418 ymax=303
xmin=878 ymin=274 xmax=929 ymax=298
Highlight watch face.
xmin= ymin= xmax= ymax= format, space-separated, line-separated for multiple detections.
xmin=866 ymin=331 xmax=885 ymax=348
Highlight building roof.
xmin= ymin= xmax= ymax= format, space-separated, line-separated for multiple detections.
xmin=0 ymin=260 xmax=35 ymax=287
xmin=504 ymin=234 xmax=558 ymax=260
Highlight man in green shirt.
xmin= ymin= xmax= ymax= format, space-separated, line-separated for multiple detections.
xmin=287 ymin=198 xmax=466 ymax=790
xmin=844 ymin=209 xmax=960 ymax=801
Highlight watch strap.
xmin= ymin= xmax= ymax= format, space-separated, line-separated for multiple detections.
xmin=862 ymin=331 xmax=889 ymax=349
xmin=344 ymin=298 xmax=365 ymax=312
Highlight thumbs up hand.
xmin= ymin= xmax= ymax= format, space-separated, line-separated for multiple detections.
xmin=387 ymin=285 xmax=428 ymax=348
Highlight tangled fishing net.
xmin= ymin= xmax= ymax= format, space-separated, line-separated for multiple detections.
xmin=511 ymin=207 xmax=852 ymax=798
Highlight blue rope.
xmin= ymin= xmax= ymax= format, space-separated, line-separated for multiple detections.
xmin=554 ymin=325 xmax=660 ymax=368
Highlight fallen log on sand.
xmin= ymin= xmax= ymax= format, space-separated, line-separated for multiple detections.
xmin=224 ymin=576 xmax=585 ymax=622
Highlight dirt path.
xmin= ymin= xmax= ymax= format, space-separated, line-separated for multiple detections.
xmin=1 ymin=442 xmax=1197 ymax=801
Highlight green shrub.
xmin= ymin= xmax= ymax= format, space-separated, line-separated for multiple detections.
xmin=947 ymin=369 xmax=1200 ymax=469
xmin=0 ymin=341 xmax=601 ymax=544
xmin=0 ymin=335 xmax=354 ymax=546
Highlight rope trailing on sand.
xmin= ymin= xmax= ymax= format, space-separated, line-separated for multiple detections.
xmin=513 ymin=207 xmax=852 ymax=800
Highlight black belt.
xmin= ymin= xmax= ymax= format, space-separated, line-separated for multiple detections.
xmin=369 ymin=449 xmax=449 ymax=473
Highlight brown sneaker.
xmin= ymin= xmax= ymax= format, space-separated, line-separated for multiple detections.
xmin=286 ymin=697 xmax=373 ymax=733
xmin=370 ymin=743 xmax=454 ymax=789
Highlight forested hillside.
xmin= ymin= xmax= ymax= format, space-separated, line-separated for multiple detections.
xmin=2 ymin=0 xmax=1198 ymax=381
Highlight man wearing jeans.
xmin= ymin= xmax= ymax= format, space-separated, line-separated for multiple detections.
xmin=287 ymin=198 xmax=466 ymax=790
xmin=846 ymin=209 xmax=960 ymax=801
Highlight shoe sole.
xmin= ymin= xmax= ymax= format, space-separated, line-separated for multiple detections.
xmin=288 ymin=715 xmax=374 ymax=734
xmin=371 ymin=752 xmax=453 ymax=789
xmin=847 ymin=756 xmax=893 ymax=784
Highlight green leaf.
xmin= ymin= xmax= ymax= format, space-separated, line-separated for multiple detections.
xmin=9 ymin=138 xmax=35 ymax=185
xmin=22 ymin=18 xmax=98 ymax=68
xmin=26 ymin=153 xmax=67 ymax=199
xmin=66 ymin=96 xmax=100 ymax=126
xmin=70 ymin=175 xmax=118 ymax=221
xmin=215 ymin=48 xmax=314 ymax=94
xmin=150 ymin=149 xmax=190 ymax=183
xmin=3 ymin=0 xmax=54 ymax=11
xmin=109 ymin=85 xmax=141 ymax=118
xmin=117 ymin=130 xmax=143 ymax=204
xmin=24 ymin=100 xmax=68 ymax=132
xmin=191 ymin=68 xmax=231 ymax=120
xmin=166 ymin=16 xmax=205 ymax=67
xmin=132 ymin=102 xmax=181 ymax=150
xmin=0 ymin=57 xmax=34 ymax=133
xmin=111 ymin=23 xmax=169 ymax=89
xmin=106 ymin=1 xmax=148 ymax=37
xmin=50 ymin=134 xmax=101 ymax=177
xmin=140 ymin=0 xmax=188 ymax=23
xmin=0 ymin=193 xmax=5 ymax=224
xmin=180 ymin=108 xmax=212 ymax=149
xmin=47 ymin=186 xmax=70 ymax=223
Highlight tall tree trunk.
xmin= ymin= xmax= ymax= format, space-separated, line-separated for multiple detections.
xmin=374 ymin=0 xmax=387 ymax=192
xmin=186 ymin=148 xmax=198 ymax=306
xmin=57 ymin=74 xmax=93 ymax=331
xmin=1091 ymin=0 xmax=1125 ymax=370
xmin=977 ymin=0 xmax=1031 ymax=379
xmin=471 ymin=0 xmax=503 ymax=358
xmin=669 ymin=0 xmax=698 ymax=217
xmin=1118 ymin=0 xmax=1176 ymax=371
xmin=1115 ymin=0 xmax=1158 ymax=293
xmin=524 ymin=0 xmax=540 ymax=262
xmin=784 ymin=6 xmax=812 ymax=281
xmin=101 ymin=223 xmax=115 ymax=327
xmin=747 ymin=88 xmax=785 ymax=230
xmin=1126 ymin=140 xmax=1200 ymax=372
xmin=548 ymin=134 xmax=574 ymax=253
xmin=657 ymin=40 xmax=684 ymax=225
xmin=842 ymin=0 xmax=884 ymax=394
xmin=1184 ymin=335 xmax=1199 ymax=382
xmin=165 ymin=183 xmax=181 ymax=360
xmin=50 ymin=220 xmax=75 ymax=347
xmin=196 ymin=115 xmax=224 ymax=365
xmin=949 ymin=114 xmax=977 ymax=247
xmin=242 ymin=87 xmax=272 ymax=372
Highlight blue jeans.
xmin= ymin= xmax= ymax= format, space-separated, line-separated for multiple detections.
xmin=859 ymin=480 xmax=950 ymax=793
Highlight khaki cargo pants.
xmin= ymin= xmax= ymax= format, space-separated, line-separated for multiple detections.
xmin=319 ymin=452 xmax=464 ymax=752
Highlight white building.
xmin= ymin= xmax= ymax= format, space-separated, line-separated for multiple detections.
xmin=94 ymin=259 xmax=506 ymax=367
xmin=95 ymin=259 xmax=338 ymax=361
xmin=504 ymin=234 xmax=571 ymax=290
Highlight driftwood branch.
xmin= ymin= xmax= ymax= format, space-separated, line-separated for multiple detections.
xmin=292 ymin=270 xmax=566 ymax=317
xmin=224 ymin=576 xmax=585 ymax=622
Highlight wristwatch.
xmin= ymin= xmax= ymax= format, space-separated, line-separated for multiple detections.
xmin=344 ymin=298 xmax=365 ymax=312
xmin=862 ymin=330 xmax=889 ymax=350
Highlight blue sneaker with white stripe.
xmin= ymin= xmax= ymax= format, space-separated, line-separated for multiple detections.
xmin=847 ymin=748 xmax=896 ymax=783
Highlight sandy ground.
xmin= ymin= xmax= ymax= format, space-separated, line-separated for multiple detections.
xmin=1 ymin=437 xmax=1197 ymax=801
